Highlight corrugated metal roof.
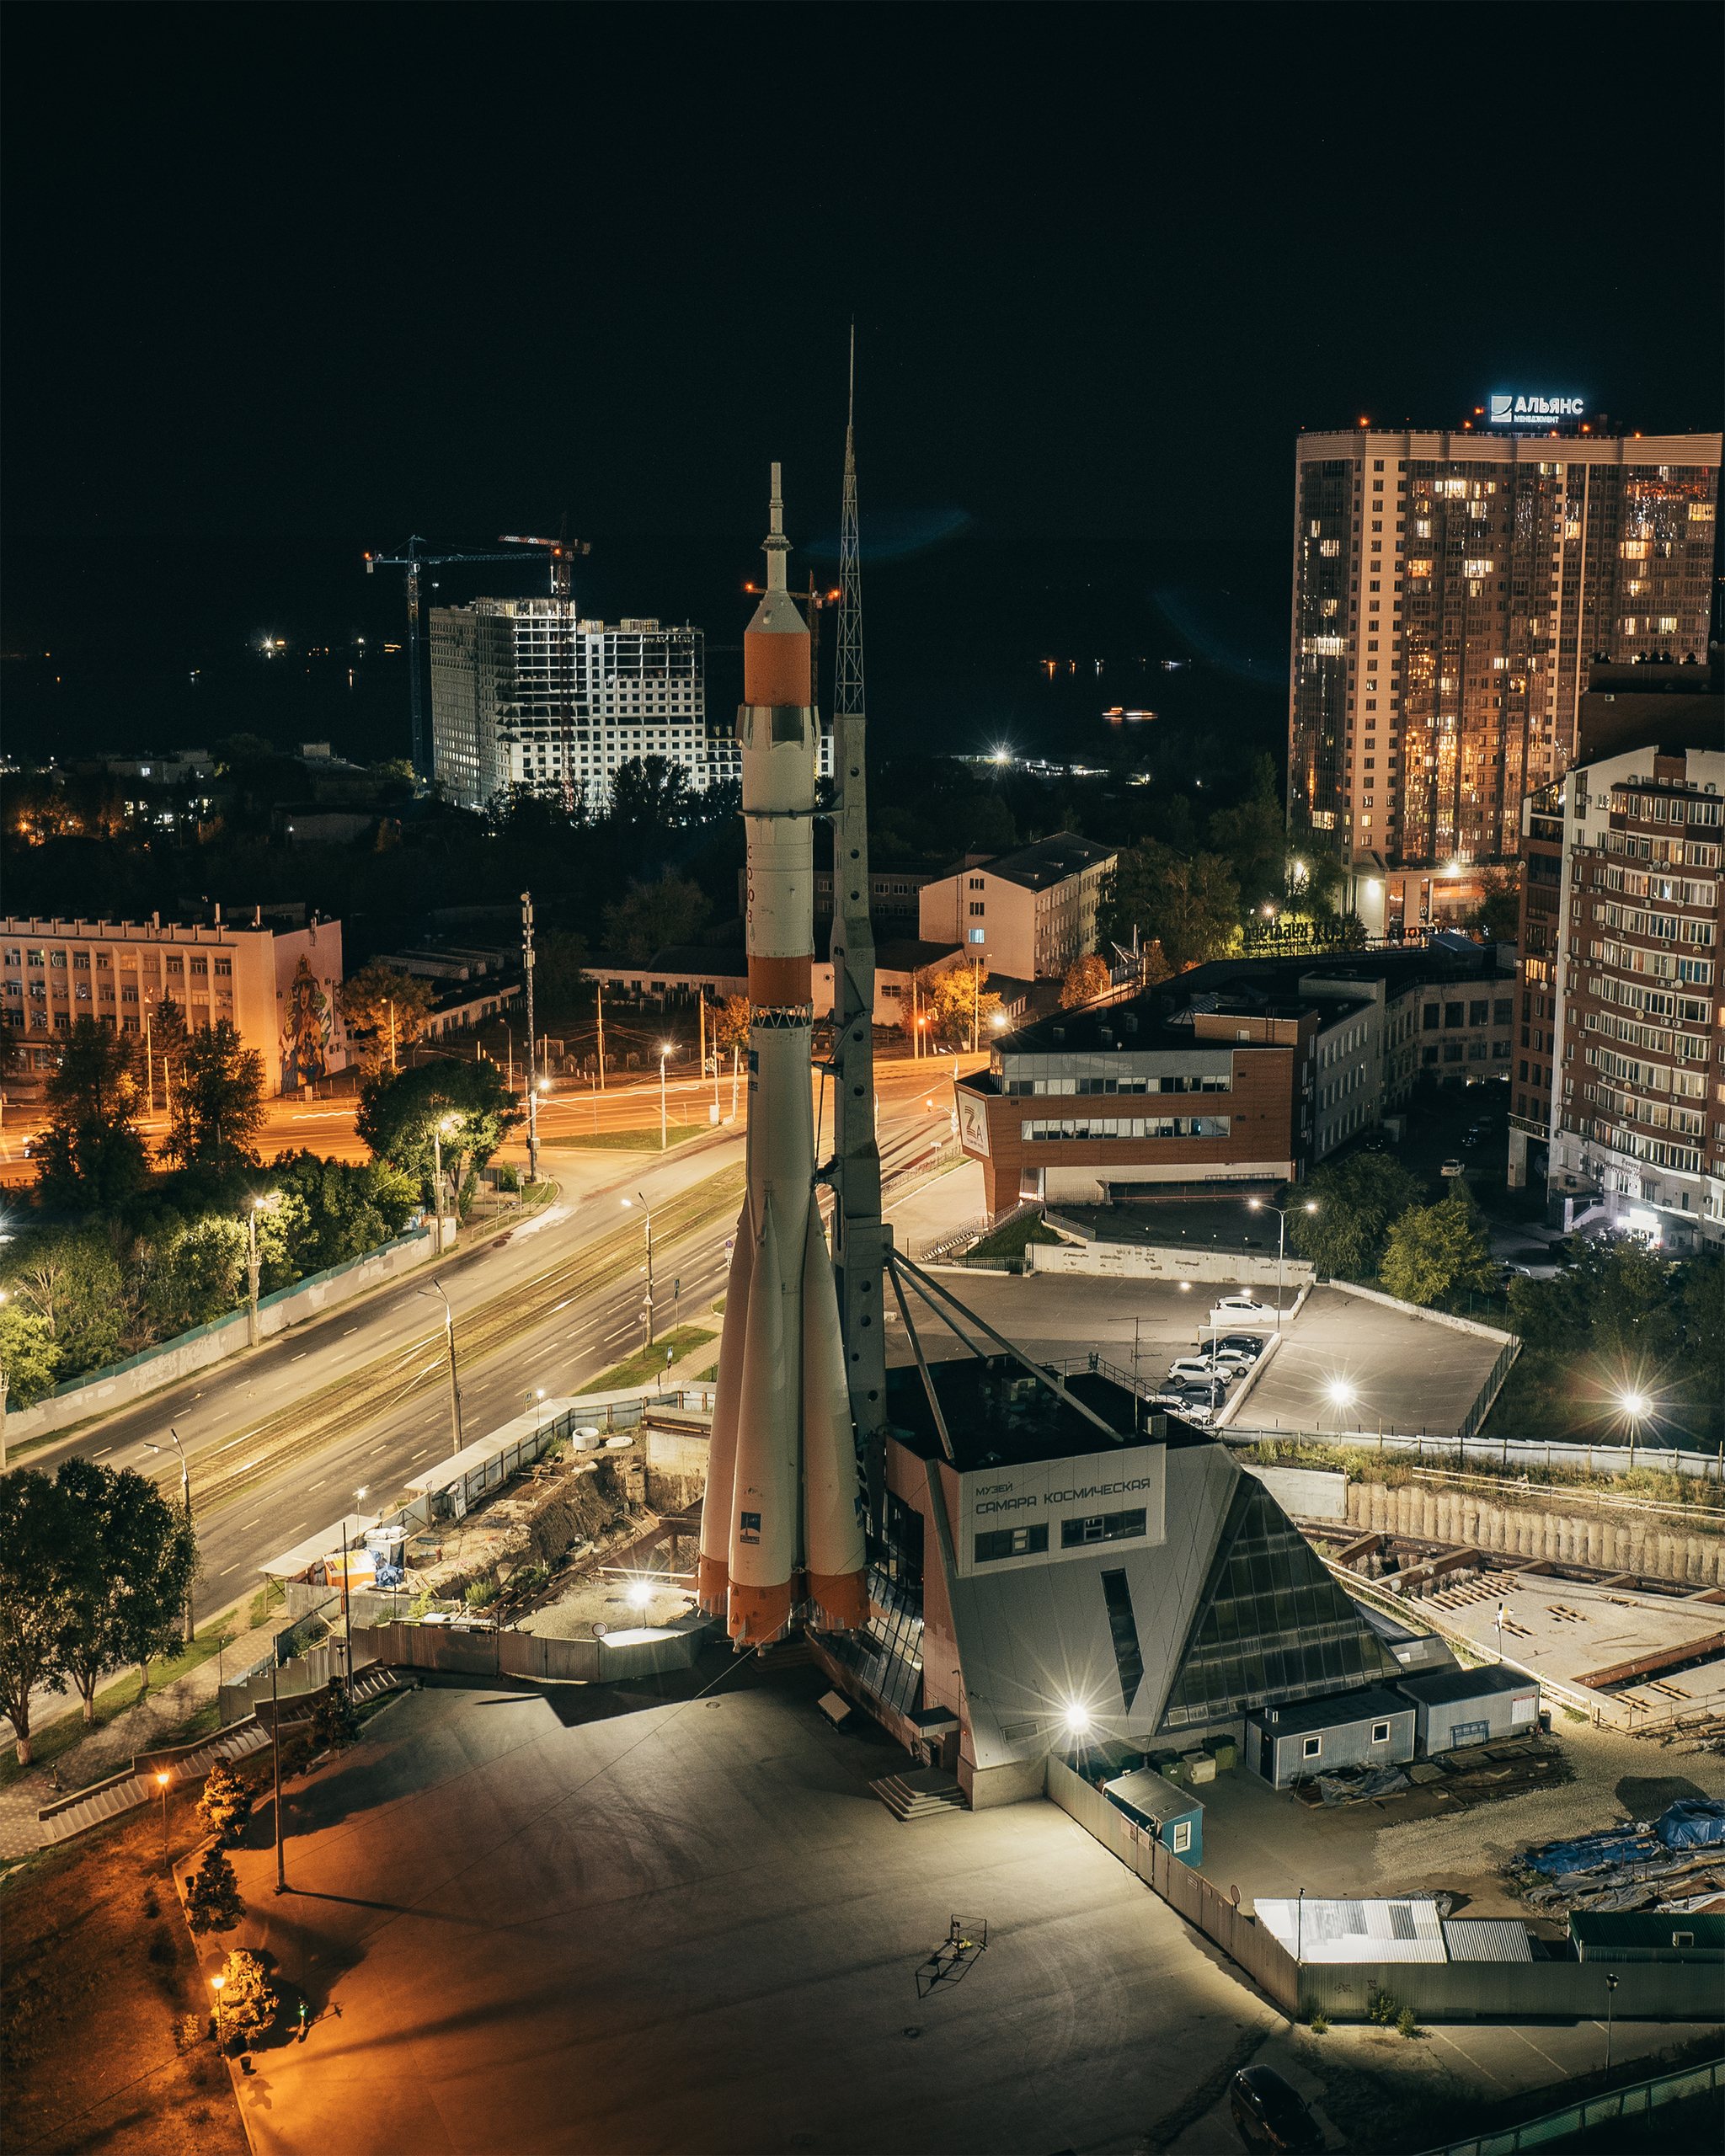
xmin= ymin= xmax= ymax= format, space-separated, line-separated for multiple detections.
xmin=1443 ymin=1919 xmax=1533 ymax=1963
xmin=1250 ymin=1687 xmax=1415 ymax=1737
xmin=1258 ymin=1897 xmax=1447 ymax=1964
xmin=404 ymin=1396 xmax=580 ymax=1493
xmin=258 ymin=1512 xmax=383 ymax=1580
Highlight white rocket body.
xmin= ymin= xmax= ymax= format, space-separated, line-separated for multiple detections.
xmin=699 ymin=466 xmax=867 ymax=1646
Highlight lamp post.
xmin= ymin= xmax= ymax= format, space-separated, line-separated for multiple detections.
xmin=519 ymin=879 xmax=539 ymax=1181
xmin=1618 ymin=1391 xmax=1648 ymax=1472
xmin=1319 ymin=1379 xmax=1355 ymax=1435
xmin=146 ymin=1426 xmax=194 ymax=1641
xmin=658 ymin=1041 xmax=672 ymax=1151
xmin=0 ymin=1287 xmax=9 ymax=1471
xmin=157 ymin=1769 xmax=170 ymax=1865
xmin=622 ymin=1193 xmax=653 ymax=1343
xmin=1604 ymin=1972 xmax=1618 ymax=2082
xmin=1247 ymin=1198 xmax=1318 ymax=1329
xmin=430 ymin=1113 xmax=457 ymax=1251
xmin=338 ymin=1487 xmax=368 ymax=1695
xmin=417 ymin=1282 xmax=462 ymax=1456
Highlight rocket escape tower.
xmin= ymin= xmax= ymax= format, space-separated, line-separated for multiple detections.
xmin=697 ymin=462 xmax=869 ymax=1646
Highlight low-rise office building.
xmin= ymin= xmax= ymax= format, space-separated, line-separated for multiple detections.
xmin=2 ymin=911 xmax=349 ymax=1092
xmin=955 ymin=944 xmax=1516 ymax=1215
xmin=918 ymin=835 xmax=1116 ymax=981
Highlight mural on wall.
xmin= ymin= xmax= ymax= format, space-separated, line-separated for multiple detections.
xmin=280 ymin=954 xmax=331 ymax=1086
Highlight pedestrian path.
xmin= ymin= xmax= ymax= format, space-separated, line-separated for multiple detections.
xmin=0 ymin=1604 xmax=295 ymax=1863
xmin=39 ymin=1722 xmax=272 ymax=1845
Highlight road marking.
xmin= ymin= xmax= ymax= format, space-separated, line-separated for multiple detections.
xmin=220 ymin=1564 xmax=240 ymax=1577
xmin=240 ymin=1520 xmax=260 ymax=1531
xmin=94 ymin=1447 xmax=112 ymax=1458
xmin=368 ymin=1444 xmax=387 ymax=1455
xmin=604 ymin=1326 xmax=632 ymax=1342
xmin=307 ymin=1480 xmax=327 ymax=1491
xmin=343 ymin=1327 xmax=360 ymax=1336
xmin=291 ymin=1352 xmax=309 ymax=1361
xmin=411 ymin=1449 xmax=430 ymax=1461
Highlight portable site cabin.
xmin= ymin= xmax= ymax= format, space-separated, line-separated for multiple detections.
xmin=1103 ymin=1765 xmax=1204 ymax=1865
xmin=1569 ymin=1913 xmax=1725 ymax=1965
xmin=1245 ymin=1687 xmax=1415 ymax=1789
xmin=1396 ymin=1664 xmax=1539 ymax=1752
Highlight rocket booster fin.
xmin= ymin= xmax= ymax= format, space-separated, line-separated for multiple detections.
xmin=697 ymin=1205 xmax=753 ymax=1614
xmin=727 ymin=1192 xmax=797 ymax=1646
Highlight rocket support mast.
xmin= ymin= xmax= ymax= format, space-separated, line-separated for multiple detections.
xmin=827 ymin=333 xmax=890 ymax=1537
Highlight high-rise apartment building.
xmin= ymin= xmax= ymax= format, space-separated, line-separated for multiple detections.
xmin=1289 ymin=419 xmax=1721 ymax=877
xmin=1508 ymin=707 xmax=1723 ymax=1252
xmin=429 ymin=600 xmax=809 ymax=813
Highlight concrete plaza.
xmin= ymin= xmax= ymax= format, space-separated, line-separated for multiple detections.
xmin=1228 ymin=1287 xmax=1507 ymax=1439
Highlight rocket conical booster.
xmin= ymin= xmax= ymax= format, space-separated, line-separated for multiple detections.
xmin=697 ymin=1203 xmax=752 ymax=1615
xmin=726 ymin=1193 xmax=798 ymax=1645
xmin=801 ymin=1192 xmax=868 ymax=1629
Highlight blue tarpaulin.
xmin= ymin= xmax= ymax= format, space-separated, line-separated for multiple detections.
xmin=1525 ymin=1830 xmax=1657 ymax=1877
xmin=1655 ymin=1797 xmax=1725 ymax=1850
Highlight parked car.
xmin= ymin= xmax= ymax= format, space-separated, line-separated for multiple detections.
xmin=1167 ymin=1358 xmax=1232 ymax=1385
xmin=1216 ymin=1333 xmax=1268 ymax=1360
xmin=1210 ymin=1294 xmax=1271 ymax=1326
xmin=1228 ymin=2067 xmax=1323 ymax=2153
xmin=1439 ymin=1158 xmax=1465 ymax=1177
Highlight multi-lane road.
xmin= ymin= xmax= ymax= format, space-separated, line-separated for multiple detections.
xmin=8 ymin=1054 xmax=978 ymax=1637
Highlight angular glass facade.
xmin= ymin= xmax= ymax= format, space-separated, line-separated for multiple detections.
xmin=1158 ymin=1481 xmax=1402 ymax=1732
xmin=821 ymin=1567 xmax=923 ymax=1718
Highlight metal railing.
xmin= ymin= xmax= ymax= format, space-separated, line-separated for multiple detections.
xmin=1413 ymin=2054 xmax=1725 ymax=2156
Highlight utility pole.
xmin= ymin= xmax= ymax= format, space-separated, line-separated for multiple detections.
xmin=270 ymin=1658 xmax=286 ymax=1894
xmin=826 ymin=329 xmax=891 ymax=1532
xmin=146 ymin=1428 xmax=194 ymax=1642
xmin=521 ymin=890 xmax=540 ymax=1184
xmin=418 ymin=1281 xmax=462 ymax=1456
xmin=246 ymin=1199 xmax=263 ymax=1348
xmin=595 ymin=983 xmax=606 ymax=1091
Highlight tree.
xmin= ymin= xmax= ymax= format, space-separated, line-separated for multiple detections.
xmin=1205 ymin=754 xmax=1286 ymax=917
xmin=606 ymin=755 xmax=692 ymax=838
xmin=213 ymin=1948 xmax=277 ymax=2050
xmin=0 ymin=1302 xmax=60 ymax=1410
xmin=338 ymin=961 xmax=435 ymax=1072
xmin=6 ymin=1228 xmax=127 ymax=1382
xmin=211 ymin=734 xmax=275 ymax=772
xmin=264 ymin=1151 xmax=417 ymax=1277
xmin=602 ymin=873 xmax=711 ymax=962
xmin=914 ymin=963 xmax=1001 ymax=1047
xmin=148 ymin=995 xmax=192 ymax=1111
xmin=1379 ymin=1192 xmax=1494 ymax=1307
xmin=311 ymin=1679 xmax=360 ymax=1750
xmin=196 ymin=1758 xmax=255 ymax=1844
xmin=1466 ymin=867 xmax=1521 ymax=943
xmin=355 ymin=1059 xmax=524 ymax=1203
xmin=185 ymin=1846 xmax=244 ymax=1935
xmin=531 ymin=930 xmax=589 ymax=1013
xmin=1096 ymin=842 xmax=1242 ymax=970
xmin=0 ymin=1470 xmax=83 ymax=1761
xmin=35 ymin=1017 xmax=150 ymax=1211
xmin=99 ymin=1466 xmax=198 ymax=1695
xmin=713 ymin=994 xmax=750 ymax=1057
xmin=163 ymin=1021 xmax=266 ymax=1175
xmin=1060 ymin=955 xmax=1111 ymax=1009
xmin=1286 ymin=1155 xmax=1423 ymax=1281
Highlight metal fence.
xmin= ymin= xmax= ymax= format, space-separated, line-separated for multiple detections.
xmin=1413 ymin=2057 xmax=1725 ymax=2156
xmin=1226 ymin=1424 xmax=1725 ymax=1482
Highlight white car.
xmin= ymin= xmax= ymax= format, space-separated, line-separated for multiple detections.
xmin=1209 ymin=1295 xmax=1271 ymax=1327
xmin=1167 ymin=1358 xmax=1232 ymax=1385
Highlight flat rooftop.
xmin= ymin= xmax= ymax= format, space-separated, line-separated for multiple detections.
xmin=883 ymin=1353 xmax=1206 ymax=1470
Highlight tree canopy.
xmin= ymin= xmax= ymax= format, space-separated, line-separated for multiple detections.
xmin=163 ymin=1021 xmax=267 ymax=1177
xmin=50 ymin=1456 xmax=198 ymax=1718
xmin=355 ymin=1059 xmax=524 ymax=1201
xmin=1378 ymin=1189 xmax=1495 ymax=1307
xmin=1059 ymin=955 xmax=1111 ymax=1009
xmin=602 ymin=873 xmax=711 ymax=962
xmin=1286 ymin=1154 xmax=1424 ymax=1281
xmin=35 ymin=1017 xmax=151 ymax=1211
xmin=1096 ymin=841 xmax=1242 ymax=970
xmin=339 ymin=960 xmax=435 ymax=1070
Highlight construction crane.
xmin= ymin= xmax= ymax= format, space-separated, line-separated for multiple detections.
xmin=743 ymin=571 xmax=841 ymax=720
xmin=496 ymin=517 xmax=593 ymax=814
xmin=364 ymin=537 xmax=539 ymax=779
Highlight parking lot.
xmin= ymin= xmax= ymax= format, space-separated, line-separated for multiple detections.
xmin=899 ymin=1273 xmax=1509 ymax=1440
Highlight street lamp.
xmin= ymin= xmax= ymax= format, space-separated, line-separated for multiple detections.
xmin=522 ymin=889 xmax=539 ymax=1183
xmin=210 ymin=1973 xmax=227 ymax=2046
xmin=1618 ymin=1390 xmax=1649 ymax=1471
xmin=659 ymin=1041 xmax=674 ymax=1150
xmin=0 ymin=1287 xmax=10 ymax=1471
xmin=1604 ymin=1971 xmax=1619 ymax=2082
xmin=244 ymin=1194 xmax=278 ymax=1348
xmin=430 ymin=1113 xmax=457 ymax=1251
xmin=337 ymin=1486 xmax=368 ymax=1691
xmin=622 ymin=1194 xmax=654 ymax=1343
xmin=417 ymin=1281 xmax=462 ymax=1456
xmin=145 ymin=1426 xmax=194 ymax=1641
xmin=157 ymin=1769 xmax=170 ymax=1865
xmin=1247 ymin=1198 xmax=1318 ymax=1329
xmin=1320 ymin=1378 xmax=1356 ymax=1433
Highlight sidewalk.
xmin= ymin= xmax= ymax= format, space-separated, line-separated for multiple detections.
xmin=0 ymin=1601 xmax=296 ymax=1864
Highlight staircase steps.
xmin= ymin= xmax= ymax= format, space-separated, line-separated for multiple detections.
xmin=870 ymin=1767 xmax=968 ymax=1821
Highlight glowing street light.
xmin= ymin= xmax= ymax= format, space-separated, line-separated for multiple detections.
xmin=1618 ymin=1390 xmax=1650 ymax=1469
xmin=659 ymin=1042 xmax=674 ymax=1150
xmin=157 ymin=1770 xmax=170 ymax=1863
xmin=1247 ymin=1198 xmax=1317 ymax=1329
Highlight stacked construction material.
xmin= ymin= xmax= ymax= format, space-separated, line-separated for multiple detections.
xmin=1514 ymin=1798 xmax=1725 ymax=1915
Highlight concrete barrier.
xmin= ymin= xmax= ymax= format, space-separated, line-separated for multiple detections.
xmin=1027 ymin=1239 xmax=1314 ymax=1288
xmin=3 ymin=1226 xmax=435 ymax=1443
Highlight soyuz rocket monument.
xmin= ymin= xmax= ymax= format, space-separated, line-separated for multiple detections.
xmin=697 ymin=449 xmax=873 ymax=1645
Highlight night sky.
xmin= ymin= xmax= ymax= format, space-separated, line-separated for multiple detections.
xmin=5 ymin=5 xmax=1722 ymax=766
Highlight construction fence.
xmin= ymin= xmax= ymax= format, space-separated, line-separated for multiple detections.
xmin=1414 ymin=2055 xmax=1725 ymax=2156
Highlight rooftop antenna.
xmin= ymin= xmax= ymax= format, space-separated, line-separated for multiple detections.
xmin=826 ymin=323 xmax=889 ymax=1534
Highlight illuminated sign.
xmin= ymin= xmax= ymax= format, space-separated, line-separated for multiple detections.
xmin=1488 ymin=392 xmax=1586 ymax=425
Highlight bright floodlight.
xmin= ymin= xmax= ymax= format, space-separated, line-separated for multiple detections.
xmin=620 ymin=1197 xmax=633 ymax=1209
xmin=1305 ymin=1202 xmax=1317 ymax=1214
xmin=1248 ymin=1198 xmax=1262 ymax=1211
xmin=1327 ymin=1380 xmax=1354 ymax=1406
xmin=1062 ymin=1700 xmax=1092 ymax=1735
xmin=1620 ymin=1391 xmax=1650 ymax=1417
xmin=628 ymin=1581 xmax=654 ymax=1609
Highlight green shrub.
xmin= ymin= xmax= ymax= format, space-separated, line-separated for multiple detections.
xmin=1397 ymin=2006 xmax=1421 ymax=2039
xmin=1308 ymin=2010 xmax=1329 ymax=2036
xmin=214 ymin=1948 xmax=278 ymax=2052
xmin=310 ymin=1683 xmax=360 ymax=1751
xmin=184 ymin=1847 xmax=243 ymax=1935
xmin=1367 ymin=1988 xmax=1399 ymax=2025
xmin=464 ymin=1579 xmax=499 ymax=1609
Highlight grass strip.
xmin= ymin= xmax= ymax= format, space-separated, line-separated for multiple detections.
xmin=579 ymin=1325 xmax=718 ymax=1395
xmin=563 ymin=1123 xmax=709 ymax=1151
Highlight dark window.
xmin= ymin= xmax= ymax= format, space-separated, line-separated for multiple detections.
xmin=975 ymin=1524 xmax=1048 ymax=1564
xmin=771 ymin=707 xmax=805 ymax=744
xmin=1422 ymin=1002 xmax=1439 ymax=1029
xmin=1422 ymin=1047 xmax=1439 ymax=1066
xmin=739 ymin=1511 xmax=761 ymax=1543
xmin=1444 ymin=1001 xmax=1464 ymax=1027
xmin=1371 ymin=1721 xmax=1391 ymax=1743
xmin=1100 ymin=1568 xmax=1146 ymax=1711
xmin=1468 ymin=1000 xmax=1488 ymax=1025
xmin=1493 ymin=1000 xmax=1512 ymax=1024
xmin=1060 ymin=1508 xmax=1147 ymax=1550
